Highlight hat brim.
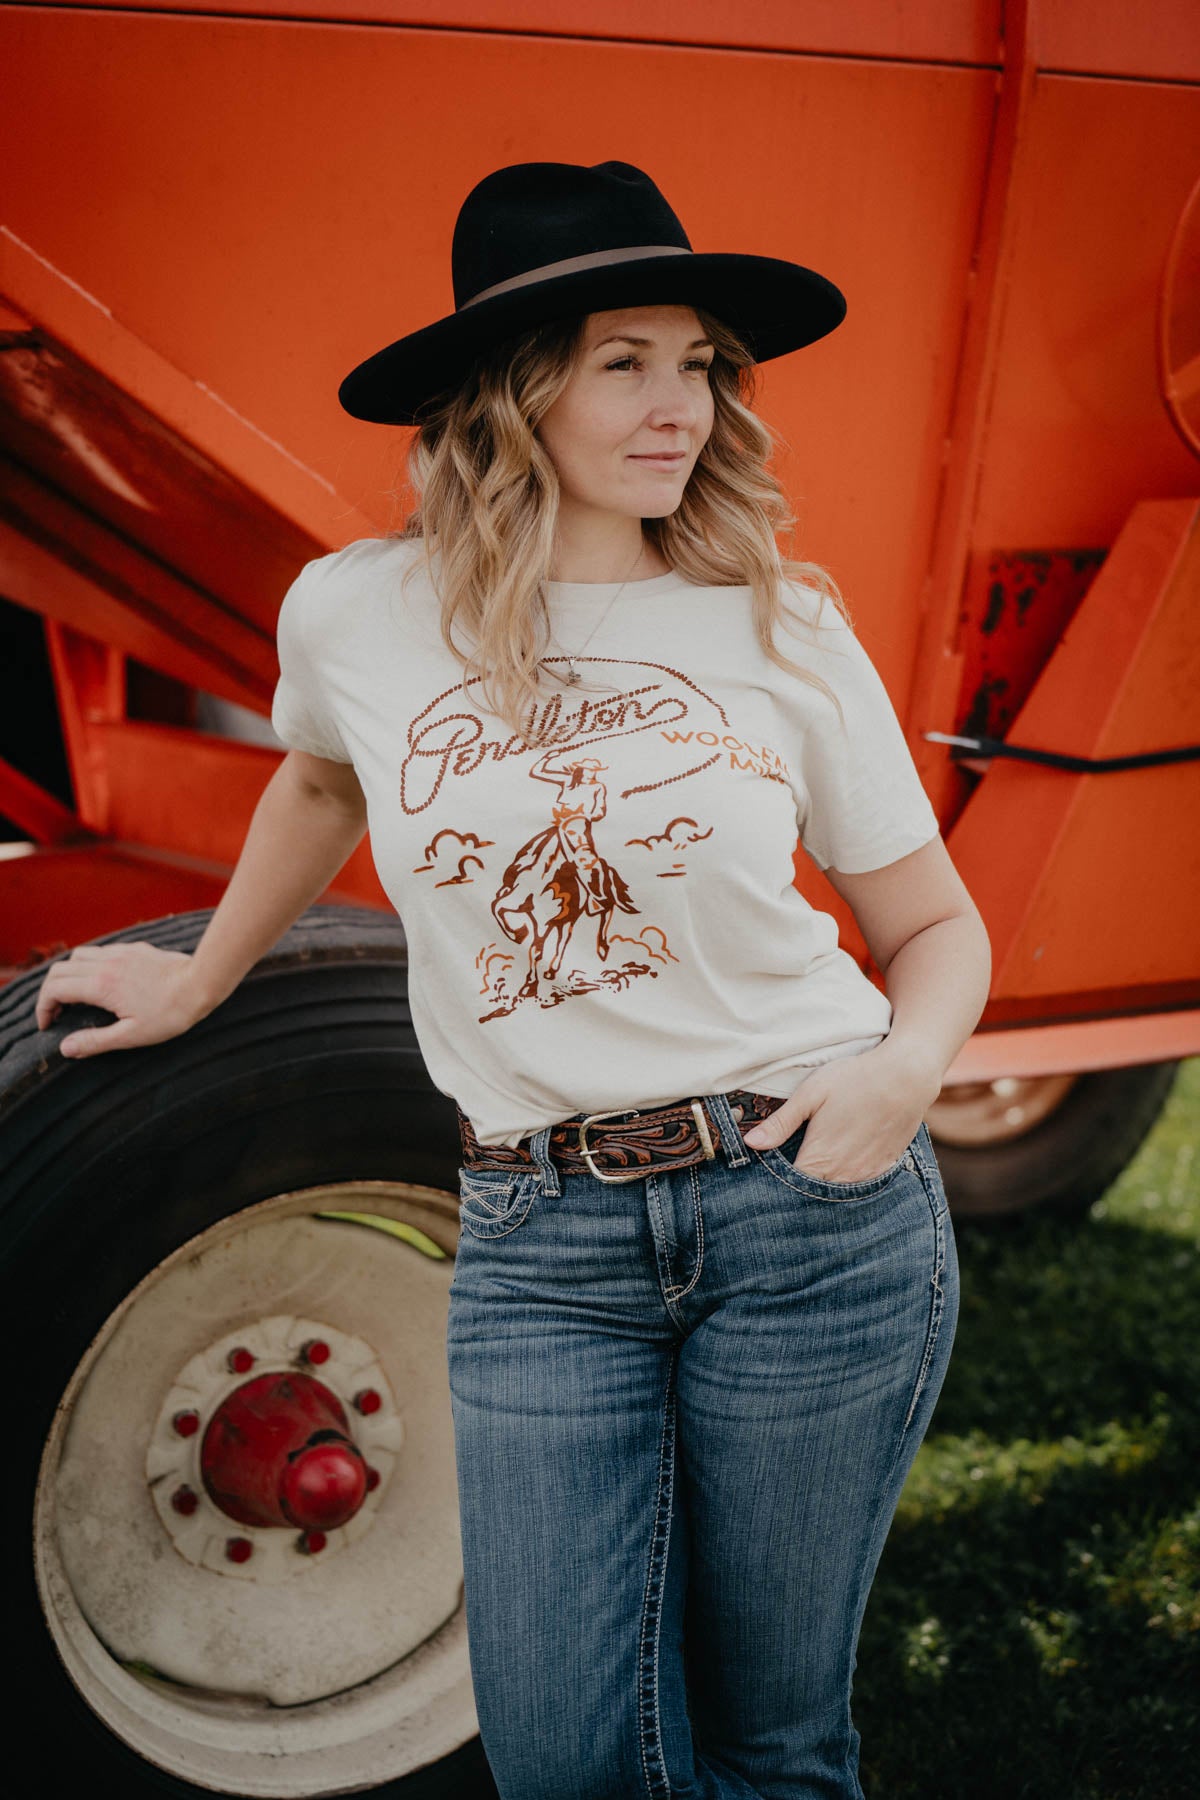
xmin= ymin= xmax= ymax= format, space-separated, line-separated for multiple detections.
xmin=337 ymin=252 xmax=846 ymax=425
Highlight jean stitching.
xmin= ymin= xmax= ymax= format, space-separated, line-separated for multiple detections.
xmin=459 ymin=1167 xmax=521 ymax=1212
xmin=708 ymin=1090 xmax=751 ymax=1168
xmin=528 ymin=1122 xmax=561 ymax=1198
xmin=749 ymin=1139 xmax=913 ymax=1201
xmin=638 ymin=1354 xmax=678 ymax=1799
xmin=903 ymin=1185 xmax=948 ymax=1431
xmin=663 ymin=1162 xmax=705 ymax=1304
xmin=459 ymin=1178 xmax=537 ymax=1238
xmin=459 ymin=1182 xmax=514 ymax=1218
xmin=910 ymin=1120 xmax=947 ymax=1206
xmin=646 ymin=1179 xmax=687 ymax=1323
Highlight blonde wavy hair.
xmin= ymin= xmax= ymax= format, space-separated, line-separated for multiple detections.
xmin=387 ymin=305 xmax=852 ymax=746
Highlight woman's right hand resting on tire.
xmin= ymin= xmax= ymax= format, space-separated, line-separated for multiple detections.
xmin=34 ymin=943 xmax=212 ymax=1058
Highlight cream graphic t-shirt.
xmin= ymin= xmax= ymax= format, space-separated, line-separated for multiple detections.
xmin=270 ymin=536 xmax=940 ymax=1146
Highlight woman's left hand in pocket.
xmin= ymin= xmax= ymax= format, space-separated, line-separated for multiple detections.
xmin=740 ymin=1044 xmax=942 ymax=1181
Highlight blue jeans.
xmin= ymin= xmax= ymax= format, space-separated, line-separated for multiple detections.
xmin=446 ymin=1091 xmax=959 ymax=1800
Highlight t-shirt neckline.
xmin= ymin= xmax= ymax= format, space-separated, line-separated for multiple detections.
xmin=543 ymin=568 xmax=683 ymax=605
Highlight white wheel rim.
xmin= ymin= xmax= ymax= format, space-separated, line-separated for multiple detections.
xmin=926 ymin=1072 xmax=1079 ymax=1147
xmin=34 ymin=1178 xmax=479 ymax=1797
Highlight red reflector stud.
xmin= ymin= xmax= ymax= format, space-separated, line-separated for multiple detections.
xmin=225 ymin=1537 xmax=254 ymax=1564
xmin=227 ymin=1347 xmax=255 ymax=1375
xmin=300 ymin=1340 xmax=331 ymax=1366
xmin=354 ymin=1389 xmax=382 ymax=1417
xmin=173 ymin=1410 xmax=200 ymax=1438
xmin=298 ymin=1530 xmax=327 ymax=1555
xmin=171 ymin=1486 xmax=199 ymax=1516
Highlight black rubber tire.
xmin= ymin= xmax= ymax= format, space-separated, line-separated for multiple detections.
xmin=0 ymin=903 xmax=498 ymax=1799
xmin=928 ymin=1059 xmax=1180 ymax=1221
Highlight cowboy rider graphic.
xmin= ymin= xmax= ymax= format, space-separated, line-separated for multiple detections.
xmin=488 ymin=751 xmax=639 ymax=1004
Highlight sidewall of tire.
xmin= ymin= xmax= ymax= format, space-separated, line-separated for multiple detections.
xmin=2 ymin=908 xmax=481 ymax=1797
xmin=931 ymin=1060 xmax=1180 ymax=1218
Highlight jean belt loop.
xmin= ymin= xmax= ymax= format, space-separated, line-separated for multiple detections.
xmin=526 ymin=1123 xmax=562 ymax=1197
xmin=704 ymin=1091 xmax=751 ymax=1169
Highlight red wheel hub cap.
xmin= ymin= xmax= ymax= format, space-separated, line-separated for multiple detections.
xmin=200 ymin=1372 xmax=369 ymax=1531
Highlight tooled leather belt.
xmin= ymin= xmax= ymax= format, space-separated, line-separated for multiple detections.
xmin=456 ymin=1089 xmax=789 ymax=1184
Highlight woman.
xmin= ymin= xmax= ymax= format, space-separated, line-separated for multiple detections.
xmin=36 ymin=160 xmax=991 ymax=1798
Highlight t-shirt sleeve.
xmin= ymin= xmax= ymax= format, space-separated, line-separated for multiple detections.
xmin=789 ymin=602 xmax=940 ymax=875
xmin=270 ymin=558 xmax=354 ymax=764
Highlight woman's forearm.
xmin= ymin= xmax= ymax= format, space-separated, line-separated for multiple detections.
xmin=874 ymin=911 xmax=993 ymax=1100
xmin=184 ymin=756 xmax=369 ymax=1017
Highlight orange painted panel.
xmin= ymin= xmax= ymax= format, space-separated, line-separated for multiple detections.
xmin=0 ymin=6 xmax=995 ymax=708
xmin=45 ymin=0 xmax=1004 ymax=66
xmin=0 ymin=840 xmax=377 ymax=968
xmin=43 ymin=0 xmax=1200 ymax=80
xmin=949 ymin=1010 xmax=1200 ymax=1082
xmin=946 ymin=499 xmax=1200 ymax=1016
xmin=971 ymin=72 xmax=1200 ymax=550
xmin=1038 ymin=0 xmax=1200 ymax=83
xmin=99 ymin=721 xmax=386 ymax=905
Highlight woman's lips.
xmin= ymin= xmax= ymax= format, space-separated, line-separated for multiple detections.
xmin=629 ymin=453 xmax=686 ymax=468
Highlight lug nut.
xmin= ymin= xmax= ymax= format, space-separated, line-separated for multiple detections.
xmin=227 ymin=1346 xmax=255 ymax=1375
xmin=225 ymin=1537 xmax=254 ymax=1564
xmin=365 ymin=1466 xmax=381 ymax=1492
xmin=300 ymin=1339 xmax=330 ymax=1366
xmin=354 ymin=1388 xmax=382 ymax=1416
xmin=171 ymin=1485 xmax=199 ymax=1516
xmin=173 ymin=1409 xmax=200 ymax=1438
xmin=298 ymin=1529 xmax=327 ymax=1555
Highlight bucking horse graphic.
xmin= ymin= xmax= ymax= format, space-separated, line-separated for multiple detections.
xmin=488 ymin=750 xmax=639 ymax=1004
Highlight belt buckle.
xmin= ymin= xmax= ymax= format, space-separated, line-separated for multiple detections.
xmin=577 ymin=1101 xmax=717 ymax=1183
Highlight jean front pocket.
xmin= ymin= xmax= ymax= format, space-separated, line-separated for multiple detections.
xmin=457 ymin=1164 xmax=540 ymax=1239
xmin=753 ymin=1121 xmax=920 ymax=1204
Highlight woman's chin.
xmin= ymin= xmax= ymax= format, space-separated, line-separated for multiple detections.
xmin=631 ymin=490 xmax=685 ymax=518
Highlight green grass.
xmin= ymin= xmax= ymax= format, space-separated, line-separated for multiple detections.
xmin=859 ymin=1057 xmax=1200 ymax=1800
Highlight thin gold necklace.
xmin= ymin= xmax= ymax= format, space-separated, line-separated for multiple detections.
xmin=544 ymin=542 xmax=648 ymax=687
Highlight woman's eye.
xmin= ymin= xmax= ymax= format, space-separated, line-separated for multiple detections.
xmin=604 ymin=357 xmax=714 ymax=373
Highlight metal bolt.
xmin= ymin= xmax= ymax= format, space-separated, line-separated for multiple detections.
xmin=225 ymin=1537 xmax=254 ymax=1564
xmin=354 ymin=1388 xmax=382 ymax=1416
xmin=227 ymin=1346 xmax=255 ymax=1375
xmin=171 ymin=1485 xmax=199 ymax=1516
xmin=173 ymin=1409 xmax=200 ymax=1438
xmin=301 ymin=1339 xmax=331 ymax=1366
xmin=365 ymin=1466 xmax=381 ymax=1492
xmin=298 ymin=1529 xmax=327 ymax=1555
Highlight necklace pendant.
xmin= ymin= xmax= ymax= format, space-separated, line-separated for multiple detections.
xmin=565 ymin=667 xmax=581 ymax=685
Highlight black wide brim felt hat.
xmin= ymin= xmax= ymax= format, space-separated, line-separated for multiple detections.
xmin=337 ymin=160 xmax=847 ymax=426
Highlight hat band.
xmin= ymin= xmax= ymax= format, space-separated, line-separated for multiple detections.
xmin=459 ymin=243 xmax=692 ymax=310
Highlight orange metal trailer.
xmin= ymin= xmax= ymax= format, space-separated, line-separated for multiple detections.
xmin=2 ymin=2 xmax=1198 ymax=1793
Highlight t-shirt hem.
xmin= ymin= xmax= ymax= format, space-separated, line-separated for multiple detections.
xmin=470 ymin=1039 xmax=890 ymax=1147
